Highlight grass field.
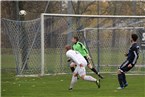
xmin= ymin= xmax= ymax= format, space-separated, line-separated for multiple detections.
xmin=1 ymin=48 xmax=145 ymax=97
xmin=1 ymin=71 xmax=145 ymax=97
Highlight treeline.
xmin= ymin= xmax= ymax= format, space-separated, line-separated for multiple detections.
xmin=1 ymin=1 xmax=145 ymax=20
xmin=1 ymin=1 xmax=145 ymax=50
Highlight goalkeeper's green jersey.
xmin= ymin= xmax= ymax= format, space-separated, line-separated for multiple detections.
xmin=72 ymin=41 xmax=89 ymax=57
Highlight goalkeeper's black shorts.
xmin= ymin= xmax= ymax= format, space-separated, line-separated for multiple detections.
xmin=118 ymin=60 xmax=135 ymax=73
xmin=84 ymin=56 xmax=90 ymax=65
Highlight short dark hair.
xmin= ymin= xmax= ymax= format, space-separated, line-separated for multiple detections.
xmin=131 ymin=34 xmax=138 ymax=41
xmin=73 ymin=36 xmax=79 ymax=41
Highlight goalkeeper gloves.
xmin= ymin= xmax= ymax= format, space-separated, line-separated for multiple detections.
xmin=86 ymin=54 xmax=91 ymax=60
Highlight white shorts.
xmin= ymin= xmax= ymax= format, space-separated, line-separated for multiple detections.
xmin=74 ymin=66 xmax=86 ymax=76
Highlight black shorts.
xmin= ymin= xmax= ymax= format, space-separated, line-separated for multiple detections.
xmin=118 ymin=60 xmax=135 ymax=73
xmin=84 ymin=56 xmax=90 ymax=65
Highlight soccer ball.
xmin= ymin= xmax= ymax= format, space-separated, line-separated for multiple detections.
xmin=19 ymin=10 xmax=27 ymax=16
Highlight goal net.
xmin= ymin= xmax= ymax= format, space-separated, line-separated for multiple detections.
xmin=82 ymin=27 xmax=145 ymax=73
xmin=2 ymin=18 xmax=41 ymax=76
xmin=1 ymin=14 xmax=145 ymax=76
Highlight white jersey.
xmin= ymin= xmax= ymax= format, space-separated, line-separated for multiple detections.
xmin=66 ymin=50 xmax=87 ymax=67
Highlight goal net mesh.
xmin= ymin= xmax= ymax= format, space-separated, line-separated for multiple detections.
xmin=2 ymin=18 xmax=41 ymax=75
xmin=82 ymin=28 xmax=145 ymax=73
xmin=1 ymin=14 xmax=145 ymax=76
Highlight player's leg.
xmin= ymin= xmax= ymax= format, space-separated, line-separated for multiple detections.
xmin=69 ymin=67 xmax=78 ymax=90
xmin=117 ymin=71 xmax=128 ymax=89
xmin=121 ymin=64 xmax=134 ymax=87
xmin=78 ymin=67 xmax=100 ymax=88
xmin=117 ymin=60 xmax=129 ymax=89
xmin=70 ymin=62 xmax=76 ymax=72
xmin=87 ymin=63 xmax=98 ymax=74
xmin=69 ymin=73 xmax=78 ymax=90
xmin=121 ymin=72 xmax=128 ymax=87
xmin=117 ymin=70 xmax=124 ymax=89
xmin=117 ymin=60 xmax=133 ymax=89
xmin=84 ymin=56 xmax=103 ymax=79
xmin=87 ymin=64 xmax=103 ymax=79
xmin=84 ymin=56 xmax=97 ymax=74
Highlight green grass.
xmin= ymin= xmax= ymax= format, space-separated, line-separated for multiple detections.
xmin=1 ymin=54 xmax=15 ymax=68
xmin=1 ymin=72 xmax=145 ymax=97
xmin=1 ymin=48 xmax=145 ymax=97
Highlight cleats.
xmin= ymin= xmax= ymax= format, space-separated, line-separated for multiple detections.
xmin=68 ymin=88 xmax=73 ymax=91
xmin=117 ymin=83 xmax=128 ymax=90
xmin=117 ymin=87 xmax=124 ymax=90
xmin=124 ymin=83 xmax=128 ymax=88
xmin=96 ymin=79 xmax=100 ymax=88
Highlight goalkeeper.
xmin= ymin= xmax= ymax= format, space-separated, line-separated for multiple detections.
xmin=69 ymin=36 xmax=103 ymax=79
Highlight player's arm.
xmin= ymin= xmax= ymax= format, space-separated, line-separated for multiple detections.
xmin=132 ymin=51 xmax=137 ymax=63
xmin=128 ymin=46 xmax=139 ymax=67
xmin=83 ymin=47 xmax=91 ymax=59
xmin=124 ymin=53 xmax=128 ymax=57
xmin=79 ymin=42 xmax=89 ymax=54
xmin=83 ymin=47 xmax=89 ymax=55
xmin=131 ymin=50 xmax=138 ymax=65
xmin=77 ymin=42 xmax=87 ymax=52
xmin=78 ymin=42 xmax=90 ymax=58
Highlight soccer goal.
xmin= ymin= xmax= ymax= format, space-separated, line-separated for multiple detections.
xmin=40 ymin=14 xmax=145 ymax=75
xmin=82 ymin=27 xmax=145 ymax=73
xmin=1 ymin=14 xmax=145 ymax=76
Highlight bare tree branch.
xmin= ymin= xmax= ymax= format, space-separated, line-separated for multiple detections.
xmin=81 ymin=1 xmax=96 ymax=14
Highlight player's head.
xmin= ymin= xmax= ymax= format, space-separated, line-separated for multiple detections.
xmin=65 ymin=45 xmax=71 ymax=51
xmin=131 ymin=34 xmax=138 ymax=42
xmin=71 ymin=36 xmax=79 ymax=43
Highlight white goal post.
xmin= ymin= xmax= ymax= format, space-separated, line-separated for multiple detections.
xmin=41 ymin=14 xmax=45 ymax=76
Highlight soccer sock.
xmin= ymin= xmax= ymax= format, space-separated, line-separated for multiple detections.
xmin=70 ymin=76 xmax=77 ymax=89
xmin=118 ymin=74 xmax=124 ymax=87
xmin=84 ymin=75 xmax=97 ymax=82
xmin=122 ymin=73 xmax=127 ymax=85
xmin=70 ymin=67 xmax=75 ymax=72
xmin=91 ymin=68 xmax=98 ymax=74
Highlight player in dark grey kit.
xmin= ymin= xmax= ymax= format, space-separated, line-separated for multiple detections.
xmin=117 ymin=34 xmax=139 ymax=89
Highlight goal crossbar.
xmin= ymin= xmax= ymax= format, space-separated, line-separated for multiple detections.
xmin=41 ymin=13 xmax=145 ymax=18
xmin=80 ymin=27 xmax=145 ymax=31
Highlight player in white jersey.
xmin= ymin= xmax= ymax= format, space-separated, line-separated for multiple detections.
xmin=65 ymin=45 xmax=100 ymax=90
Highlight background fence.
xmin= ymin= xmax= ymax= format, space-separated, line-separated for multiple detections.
xmin=2 ymin=1 xmax=145 ymax=76
xmin=1 ymin=16 xmax=145 ymax=75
